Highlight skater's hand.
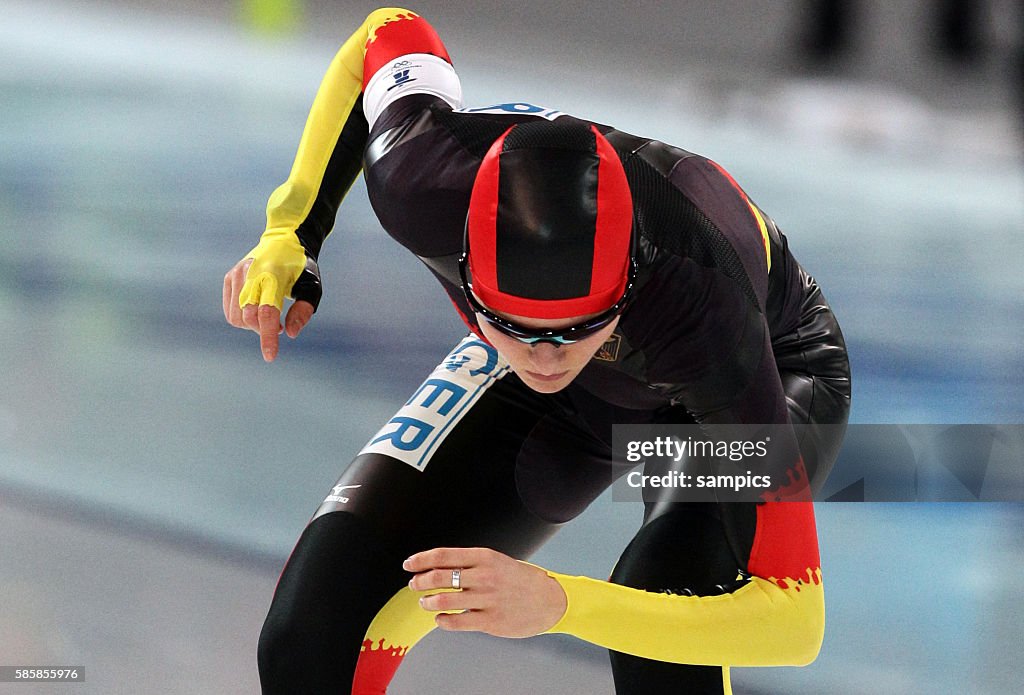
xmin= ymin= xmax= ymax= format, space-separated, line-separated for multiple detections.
xmin=223 ymin=256 xmax=315 ymax=362
xmin=405 ymin=547 xmax=567 ymax=638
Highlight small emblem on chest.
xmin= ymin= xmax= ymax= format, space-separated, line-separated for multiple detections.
xmin=594 ymin=333 xmax=622 ymax=362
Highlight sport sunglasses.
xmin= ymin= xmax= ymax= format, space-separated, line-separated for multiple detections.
xmin=458 ymin=233 xmax=637 ymax=346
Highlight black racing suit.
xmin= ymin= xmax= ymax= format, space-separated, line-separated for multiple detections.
xmin=252 ymin=8 xmax=851 ymax=695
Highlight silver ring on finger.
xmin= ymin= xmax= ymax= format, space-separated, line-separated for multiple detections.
xmin=451 ymin=568 xmax=462 ymax=590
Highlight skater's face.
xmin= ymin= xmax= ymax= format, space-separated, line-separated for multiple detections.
xmin=477 ymin=310 xmax=620 ymax=393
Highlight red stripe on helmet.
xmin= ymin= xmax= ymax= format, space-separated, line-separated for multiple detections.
xmin=465 ymin=127 xmax=509 ymax=311
xmin=590 ymin=125 xmax=632 ymax=309
xmin=467 ymin=124 xmax=632 ymax=320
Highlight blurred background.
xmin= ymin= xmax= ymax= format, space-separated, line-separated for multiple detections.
xmin=1 ymin=0 xmax=1022 ymax=693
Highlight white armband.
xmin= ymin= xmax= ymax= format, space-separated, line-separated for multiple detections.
xmin=363 ymin=53 xmax=462 ymax=130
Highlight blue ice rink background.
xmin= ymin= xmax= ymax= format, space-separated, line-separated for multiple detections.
xmin=1 ymin=1 xmax=1022 ymax=693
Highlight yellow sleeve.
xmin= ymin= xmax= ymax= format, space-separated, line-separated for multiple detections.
xmin=542 ymin=569 xmax=824 ymax=667
xmin=540 ymin=495 xmax=826 ymax=667
xmin=263 ymin=8 xmax=422 ymax=245
xmin=239 ymin=8 xmax=448 ymax=310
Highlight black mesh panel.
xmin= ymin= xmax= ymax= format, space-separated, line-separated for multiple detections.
xmin=624 ymin=155 xmax=760 ymax=309
xmin=502 ymin=118 xmax=596 ymax=153
xmin=428 ymin=104 xmax=513 ymax=158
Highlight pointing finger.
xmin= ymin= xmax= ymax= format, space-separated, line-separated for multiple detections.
xmin=257 ymin=304 xmax=282 ymax=362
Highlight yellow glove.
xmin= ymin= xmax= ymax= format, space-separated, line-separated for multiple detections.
xmin=238 ymin=230 xmax=320 ymax=311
